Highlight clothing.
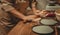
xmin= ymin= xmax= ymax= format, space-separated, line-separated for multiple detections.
xmin=0 ymin=24 xmax=7 ymax=35
xmin=36 ymin=0 xmax=49 ymax=10
xmin=0 ymin=0 xmax=20 ymax=35
xmin=29 ymin=0 xmax=36 ymax=8
xmin=0 ymin=2 xmax=14 ymax=25
xmin=29 ymin=0 xmax=32 ymax=8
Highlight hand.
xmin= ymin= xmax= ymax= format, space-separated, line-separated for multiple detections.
xmin=23 ymin=15 xmax=38 ymax=22
xmin=39 ymin=10 xmax=48 ymax=17
xmin=34 ymin=10 xmax=48 ymax=17
xmin=34 ymin=10 xmax=41 ymax=15
xmin=32 ymin=18 xmax=41 ymax=22
xmin=32 ymin=18 xmax=41 ymax=25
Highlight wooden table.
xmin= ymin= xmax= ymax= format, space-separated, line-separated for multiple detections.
xmin=8 ymin=21 xmax=39 ymax=35
xmin=8 ymin=20 xmax=60 ymax=35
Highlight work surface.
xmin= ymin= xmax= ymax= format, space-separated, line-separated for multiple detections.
xmin=8 ymin=21 xmax=39 ymax=35
xmin=8 ymin=20 xmax=60 ymax=35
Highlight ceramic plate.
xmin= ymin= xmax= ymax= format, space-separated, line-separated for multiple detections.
xmin=40 ymin=19 xmax=57 ymax=25
xmin=32 ymin=26 xmax=54 ymax=34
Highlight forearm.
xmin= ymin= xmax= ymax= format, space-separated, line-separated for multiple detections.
xmin=2 ymin=3 xmax=26 ymax=19
xmin=10 ymin=9 xmax=26 ymax=19
xmin=31 ymin=2 xmax=37 ymax=14
xmin=32 ymin=6 xmax=36 ymax=13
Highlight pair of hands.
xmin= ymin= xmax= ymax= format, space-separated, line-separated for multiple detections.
xmin=22 ymin=2 xmax=48 ymax=22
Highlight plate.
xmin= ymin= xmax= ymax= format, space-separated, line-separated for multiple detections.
xmin=40 ymin=19 xmax=57 ymax=25
xmin=32 ymin=26 xmax=54 ymax=34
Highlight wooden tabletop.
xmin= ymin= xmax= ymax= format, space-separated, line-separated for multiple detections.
xmin=8 ymin=20 xmax=60 ymax=35
xmin=8 ymin=21 xmax=39 ymax=35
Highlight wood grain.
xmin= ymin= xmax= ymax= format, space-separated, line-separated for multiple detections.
xmin=8 ymin=21 xmax=39 ymax=35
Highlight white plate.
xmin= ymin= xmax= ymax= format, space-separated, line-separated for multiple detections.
xmin=41 ymin=19 xmax=57 ymax=25
xmin=32 ymin=26 xmax=54 ymax=34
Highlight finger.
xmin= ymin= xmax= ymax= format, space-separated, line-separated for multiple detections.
xmin=32 ymin=18 xmax=41 ymax=21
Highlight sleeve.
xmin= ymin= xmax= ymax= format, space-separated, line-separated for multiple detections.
xmin=2 ymin=4 xmax=15 ymax=12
